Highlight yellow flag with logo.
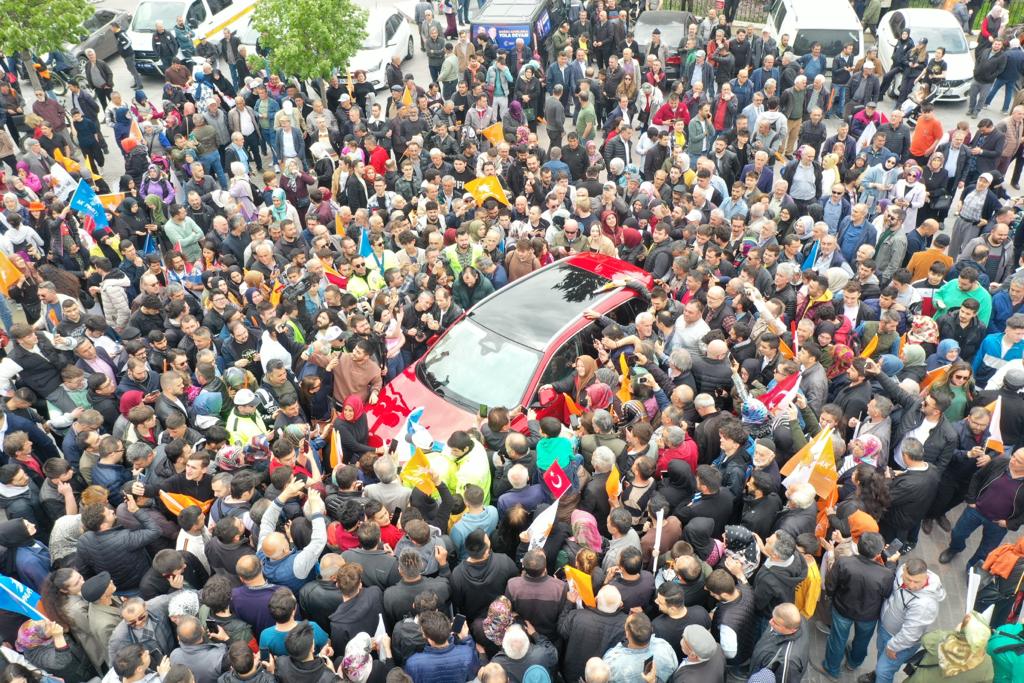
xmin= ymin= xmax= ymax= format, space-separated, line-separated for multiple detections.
xmin=564 ymin=565 xmax=596 ymax=607
xmin=0 ymin=250 xmax=22 ymax=295
xmin=401 ymin=448 xmax=438 ymax=496
xmin=481 ymin=121 xmax=505 ymax=146
xmin=465 ymin=176 xmax=510 ymax=207
xmin=616 ymin=352 xmax=632 ymax=403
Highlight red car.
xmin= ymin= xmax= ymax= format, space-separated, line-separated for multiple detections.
xmin=365 ymin=254 xmax=655 ymax=444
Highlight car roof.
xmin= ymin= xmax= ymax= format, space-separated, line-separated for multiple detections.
xmin=634 ymin=10 xmax=697 ymax=26
xmin=881 ymin=8 xmax=962 ymax=26
xmin=778 ymin=0 xmax=860 ymax=22
xmin=467 ymin=255 xmax=651 ymax=351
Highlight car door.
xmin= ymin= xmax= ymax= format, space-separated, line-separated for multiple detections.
xmin=385 ymin=14 xmax=402 ymax=61
xmin=186 ymin=0 xmax=208 ymax=30
xmin=94 ymin=10 xmax=118 ymax=58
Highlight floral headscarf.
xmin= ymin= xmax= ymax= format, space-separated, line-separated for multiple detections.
xmin=908 ymin=315 xmax=939 ymax=345
xmin=482 ymin=596 xmax=515 ymax=645
xmin=827 ymin=344 xmax=855 ymax=380
xmin=570 ymin=510 xmax=602 ymax=552
xmin=15 ymin=621 xmax=52 ymax=652
xmin=851 ymin=434 xmax=882 ymax=467
xmin=341 ymin=633 xmax=373 ymax=683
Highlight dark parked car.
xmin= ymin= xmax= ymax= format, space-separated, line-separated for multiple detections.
xmin=68 ymin=8 xmax=133 ymax=67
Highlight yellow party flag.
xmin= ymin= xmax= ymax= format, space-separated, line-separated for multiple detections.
xmin=401 ymin=86 xmax=414 ymax=107
xmin=563 ymin=393 xmax=583 ymax=417
xmin=465 ymin=176 xmax=510 ymax=207
xmin=919 ymin=365 xmax=950 ymax=391
xmin=986 ymin=397 xmax=1005 ymax=454
xmin=129 ymin=118 xmax=143 ymax=142
xmin=605 ymin=465 xmax=621 ymax=501
xmin=328 ymin=426 xmax=343 ymax=470
xmin=616 ymin=352 xmax=632 ymax=404
xmin=859 ymin=334 xmax=879 ymax=359
xmin=82 ymin=155 xmax=101 ymax=181
xmin=401 ymin=448 xmax=438 ymax=496
xmin=97 ymin=192 xmax=125 ymax=210
xmin=780 ymin=427 xmax=837 ymax=500
xmin=778 ymin=338 xmax=795 ymax=360
xmin=159 ymin=491 xmax=213 ymax=516
xmin=0 ymin=250 xmax=23 ymax=296
xmin=564 ymin=565 xmax=596 ymax=607
xmin=481 ymin=121 xmax=505 ymax=146
xmin=53 ymin=148 xmax=80 ymax=174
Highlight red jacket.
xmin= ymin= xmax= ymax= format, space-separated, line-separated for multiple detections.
xmin=656 ymin=436 xmax=698 ymax=476
xmin=652 ymin=101 xmax=690 ymax=127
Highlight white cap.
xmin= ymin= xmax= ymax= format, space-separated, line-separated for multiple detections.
xmin=686 ymin=209 xmax=703 ymax=222
xmin=233 ymin=389 xmax=258 ymax=406
xmin=323 ymin=326 xmax=344 ymax=342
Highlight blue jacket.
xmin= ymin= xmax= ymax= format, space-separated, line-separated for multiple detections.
xmin=800 ymin=53 xmax=828 ymax=80
xmin=0 ymin=411 xmax=60 ymax=467
xmin=974 ymin=332 xmax=1024 ymax=384
xmin=989 ymin=290 xmax=1024 ymax=333
xmin=998 ymin=46 xmax=1024 ymax=80
xmin=16 ymin=542 xmax=52 ymax=592
xmin=836 ymin=216 xmax=877 ymax=264
xmin=92 ymin=462 xmax=133 ymax=505
xmin=405 ymin=637 xmax=480 ymax=683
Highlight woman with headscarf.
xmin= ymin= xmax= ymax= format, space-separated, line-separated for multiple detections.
xmin=14 ymin=619 xmax=95 ymax=683
xmin=586 ymin=139 xmax=603 ymax=168
xmin=978 ymin=3 xmax=1007 ymax=55
xmin=618 ymin=226 xmax=646 ymax=265
xmin=907 ymin=315 xmax=940 ymax=357
xmin=827 ymin=344 xmax=856 ymax=383
xmin=893 ymin=165 xmax=927 ymax=231
xmin=339 ymin=631 xmax=393 ymax=682
xmin=925 ymin=359 xmax=975 ymax=423
xmin=112 ymin=196 xmax=149 ymax=248
xmin=898 ymin=343 xmax=928 ymax=383
xmin=472 ymin=596 xmax=515 ymax=659
xmin=927 ymin=339 xmax=961 ymax=371
xmin=7 ymin=253 xmax=42 ymax=324
xmin=138 ymin=164 xmax=174 ymax=206
xmin=819 ymin=154 xmax=840 ymax=200
xmin=682 ymin=517 xmax=725 ymax=568
xmin=905 ymin=612 xmax=994 ymax=683
xmin=546 ymin=355 xmax=598 ymax=406
xmin=557 ymin=509 xmax=606 ymax=568
xmin=0 ymin=519 xmax=50 ymax=592
xmin=584 ymin=382 xmax=615 ymax=413
xmin=599 ymin=210 xmax=624 ymax=246
xmin=269 ymin=187 xmax=301 ymax=226
xmin=501 ymin=100 xmax=525 ymax=143
xmin=920 ymin=152 xmax=951 ymax=225
xmin=514 ymin=66 xmax=543 ymax=133
xmin=859 ymin=156 xmax=902 ymax=215
xmin=229 ymin=161 xmax=257 ymax=221
xmin=335 ymin=395 xmax=380 ymax=465
xmin=881 ymin=29 xmax=916 ymax=97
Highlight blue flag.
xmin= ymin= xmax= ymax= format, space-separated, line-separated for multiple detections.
xmin=358 ymin=229 xmax=373 ymax=258
xmin=68 ymin=179 xmax=110 ymax=230
xmin=0 ymin=575 xmax=44 ymax=620
xmin=802 ymin=240 xmax=819 ymax=270
xmin=141 ymin=233 xmax=157 ymax=256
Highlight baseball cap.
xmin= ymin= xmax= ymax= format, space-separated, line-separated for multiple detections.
xmin=233 ymin=389 xmax=259 ymax=407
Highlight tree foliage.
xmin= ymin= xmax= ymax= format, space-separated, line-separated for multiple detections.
xmin=0 ymin=0 xmax=93 ymax=56
xmin=252 ymin=0 xmax=369 ymax=82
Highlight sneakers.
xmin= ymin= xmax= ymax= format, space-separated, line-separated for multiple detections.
xmin=811 ymin=662 xmax=839 ymax=681
xmin=939 ymin=549 xmax=958 ymax=564
xmin=936 ymin=514 xmax=951 ymax=532
xmin=857 ymin=673 xmax=877 ymax=683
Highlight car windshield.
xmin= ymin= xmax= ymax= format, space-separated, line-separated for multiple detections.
xmin=635 ymin=21 xmax=686 ymax=50
xmin=793 ymin=29 xmax=861 ymax=58
xmin=904 ymin=26 xmax=969 ymax=54
xmin=132 ymin=2 xmax=183 ymax=32
xmin=362 ymin=28 xmax=384 ymax=50
xmin=417 ymin=319 xmax=540 ymax=410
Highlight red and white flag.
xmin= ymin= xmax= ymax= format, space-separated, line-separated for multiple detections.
xmin=543 ymin=460 xmax=572 ymax=499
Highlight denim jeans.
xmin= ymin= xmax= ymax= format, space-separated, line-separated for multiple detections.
xmin=0 ymin=293 xmax=14 ymax=331
xmin=261 ymin=127 xmax=279 ymax=164
xmin=458 ymin=0 xmax=470 ymax=24
xmin=823 ymin=612 xmax=876 ymax=676
xmin=948 ymin=504 xmax=1008 ymax=568
xmin=985 ymin=77 xmax=1018 ymax=112
xmin=200 ymin=150 xmax=228 ymax=189
xmin=875 ymin=623 xmax=920 ymax=683
xmin=828 ymin=85 xmax=847 ymax=118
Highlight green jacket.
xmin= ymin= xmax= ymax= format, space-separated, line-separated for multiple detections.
xmin=990 ymin=623 xmax=1024 ymax=683
xmin=162 ymin=216 xmax=204 ymax=261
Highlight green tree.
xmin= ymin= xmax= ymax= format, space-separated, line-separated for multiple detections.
xmin=0 ymin=0 xmax=93 ymax=89
xmin=251 ymin=0 xmax=368 ymax=99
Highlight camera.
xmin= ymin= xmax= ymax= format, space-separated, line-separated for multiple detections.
xmin=280 ymin=275 xmax=313 ymax=302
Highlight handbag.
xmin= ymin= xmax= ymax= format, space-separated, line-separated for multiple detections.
xmin=901 ymin=648 xmax=930 ymax=677
xmin=930 ymin=195 xmax=952 ymax=213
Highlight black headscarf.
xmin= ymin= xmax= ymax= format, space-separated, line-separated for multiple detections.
xmin=682 ymin=516 xmax=716 ymax=561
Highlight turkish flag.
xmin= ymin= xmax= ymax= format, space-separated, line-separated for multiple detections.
xmin=543 ymin=460 xmax=572 ymax=499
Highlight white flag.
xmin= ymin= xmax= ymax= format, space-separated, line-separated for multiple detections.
xmin=526 ymin=502 xmax=559 ymax=550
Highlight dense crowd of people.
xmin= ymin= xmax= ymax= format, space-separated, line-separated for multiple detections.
xmin=3 ymin=0 xmax=1024 ymax=682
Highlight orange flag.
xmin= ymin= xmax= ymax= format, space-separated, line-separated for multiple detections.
xmin=986 ymin=397 xmax=1005 ymax=453
xmin=129 ymin=118 xmax=144 ymax=142
xmin=400 ymin=448 xmax=438 ymax=496
xmin=780 ymin=427 xmax=837 ymax=500
xmin=605 ymin=465 xmax=622 ymax=500
xmin=564 ymin=565 xmax=597 ymax=607
xmin=919 ymin=365 xmax=950 ymax=391
xmin=859 ymin=334 xmax=879 ymax=359
xmin=335 ymin=212 xmax=345 ymax=237
xmin=159 ymin=491 xmax=213 ymax=517
xmin=616 ymin=352 xmax=632 ymax=404
xmin=346 ymin=70 xmax=355 ymax=96
xmin=465 ymin=176 xmax=510 ymax=207
xmin=778 ymin=338 xmax=795 ymax=360
xmin=563 ymin=393 xmax=584 ymax=417
xmin=327 ymin=426 xmax=343 ymax=469
xmin=401 ymin=87 xmax=414 ymax=107
xmin=481 ymin=121 xmax=504 ymax=146
xmin=53 ymin=148 xmax=80 ymax=174
xmin=97 ymin=192 xmax=126 ymax=210
xmin=0 ymin=250 xmax=23 ymax=296
xmin=898 ymin=333 xmax=907 ymax=357
xmin=815 ymin=485 xmax=839 ymax=539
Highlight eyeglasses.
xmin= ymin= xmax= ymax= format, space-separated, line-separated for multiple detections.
xmin=127 ymin=611 xmax=149 ymax=627
xmin=953 ymin=374 xmax=970 ymax=380
xmin=831 ymin=191 xmax=843 ymax=196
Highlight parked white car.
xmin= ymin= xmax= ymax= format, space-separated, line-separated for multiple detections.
xmin=347 ymin=11 xmax=414 ymax=91
xmin=876 ymin=8 xmax=973 ymax=101
xmin=765 ymin=0 xmax=864 ymax=68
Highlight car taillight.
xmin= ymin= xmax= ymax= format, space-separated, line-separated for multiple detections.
xmin=666 ymin=56 xmax=681 ymax=65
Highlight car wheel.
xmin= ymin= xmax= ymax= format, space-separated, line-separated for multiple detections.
xmin=405 ymin=36 xmax=414 ymax=61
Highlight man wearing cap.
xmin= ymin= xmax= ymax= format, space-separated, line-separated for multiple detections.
xmin=226 ymin=388 xmax=268 ymax=449
xmin=81 ymin=571 xmax=124 ymax=668
xmin=673 ymin=624 xmax=726 ymax=682
xmin=846 ymin=64 xmax=881 ymax=122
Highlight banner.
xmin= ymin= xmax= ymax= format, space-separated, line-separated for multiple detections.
xmin=69 ymin=179 xmax=110 ymax=229
xmin=159 ymin=491 xmax=213 ymax=516
xmin=0 ymin=576 xmax=44 ymax=620
xmin=49 ymin=164 xmax=77 ymax=201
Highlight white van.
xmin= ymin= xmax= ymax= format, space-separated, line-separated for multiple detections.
xmin=765 ymin=0 xmax=865 ymax=68
xmin=127 ymin=0 xmax=256 ymax=75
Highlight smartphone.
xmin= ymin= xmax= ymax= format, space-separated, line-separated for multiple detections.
xmin=643 ymin=656 xmax=655 ymax=675
xmin=387 ymin=439 xmax=399 ymax=455
xmin=390 ymin=506 xmax=402 ymax=526
xmin=451 ymin=613 xmax=466 ymax=635
xmin=478 ymin=404 xmax=489 ymax=418
xmin=206 ymin=618 xmax=220 ymax=633
xmin=569 ymin=414 xmax=580 ymax=429
xmin=883 ymin=539 xmax=903 ymax=561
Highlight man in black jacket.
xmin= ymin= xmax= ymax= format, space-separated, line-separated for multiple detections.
xmin=676 ymin=465 xmax=735 ymax=537
xmin=450 ymin=529 xmax=518 ymax=623
xmin=968 ymin=39 xmax=1009 ymax=118
xmin=77 ymin=498 xmax=162 ymax=590
xmin=879 ymin=438 xmax=941 ymax=548
xmin=940 ymin=448 xmax=1024 ymax=569
xmin=749 ymin=530 xmax=807 ymax=634
xmin=922 ymin=407 xmax=992 ymax=536
xmin=328 ymin=563 xmax=384 ymax=653
xmin=816 ymin=532 xmax=895 ymax=679
xmin=869 ymin=361 xmax=956 ymax=472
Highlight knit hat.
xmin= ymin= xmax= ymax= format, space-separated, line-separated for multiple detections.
xmin=683 ymin=624 xmax=719 ymax=660
xmin=1005 ymin=368 xmax=1024 ymax=391
xmin=81 ymin=571 xmax=111 ymax=602
xmin=740 ymin=398 xmax=769 ymax=425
